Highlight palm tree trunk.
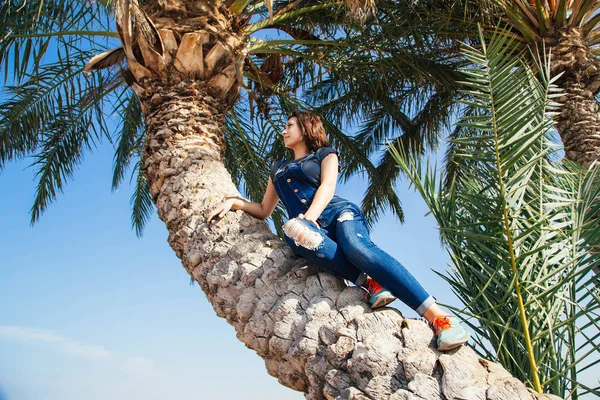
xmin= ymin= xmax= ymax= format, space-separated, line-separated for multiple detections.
xmin=550 ymin=27 xmax=600 ymax=285
xmin=556 ymin=82 xmax=600 ymax=283
xmin=556 ymin=80 xmax=600 ymax=169
xmin=551 ymin=27 xmax=600 ymax=169
xmin=135 ymin=77 xmax=560 ymax=399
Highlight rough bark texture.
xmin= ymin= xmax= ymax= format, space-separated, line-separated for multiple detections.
xmin=549 ymin=27 xmax=600 ymax=282
xmin=550 ymin=27 xmax=600 ymax=169
xmin=556 ymin=81 xmax=600 ymax=169
xmin=136 ymin=79 xmax=561 ymax=399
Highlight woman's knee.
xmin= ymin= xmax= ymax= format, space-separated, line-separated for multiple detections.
xmin=283 ymin=218 xmax=324 ymax=251
xmin=336 ymin=227 xmax=377 ymax=263
xmin=336 ymin=209 xmax=358 ymax=223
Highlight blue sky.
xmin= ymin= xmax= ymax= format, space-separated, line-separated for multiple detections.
xmin=0 ymin=130 xmax=459 ymax=399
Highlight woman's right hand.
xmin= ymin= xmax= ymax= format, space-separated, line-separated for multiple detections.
xmin=207 ymin=199 xmax=236 ymax=225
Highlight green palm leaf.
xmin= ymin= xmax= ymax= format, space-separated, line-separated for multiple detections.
xmin=391 ymin=27 xmax=600 ymax=397
xmin=14 ymin=61 xmax=122 ymax=222
xmin=111 ymin=92 xmax=144 ymax=190
xmin=0 ymin=0 xmax=115 ymax=82
xmin=130 ymin=157 xmax=154 ymax=238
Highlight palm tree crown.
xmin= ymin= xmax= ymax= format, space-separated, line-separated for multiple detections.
xmin=0 ymin=0 xmax=417 ymax=233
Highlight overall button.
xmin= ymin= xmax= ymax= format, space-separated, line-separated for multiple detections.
xmin=287 ymin=178 xmax=291 ymax=182
xmin=294 ymin=189 xmax=299 ymax=193
xmin=301 ymin=199 xmax=307 ymax=203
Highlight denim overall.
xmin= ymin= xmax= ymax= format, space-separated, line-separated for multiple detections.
xmin=272 ymin=154 xmax=434 ymax=315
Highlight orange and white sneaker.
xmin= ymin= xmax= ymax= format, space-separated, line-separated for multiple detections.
xmin=364 ymin=277 xmax=397 ymax=308
xmin=432 ymin=315 xmax=470 ymax=351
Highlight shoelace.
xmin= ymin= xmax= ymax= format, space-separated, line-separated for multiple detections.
xmin=432 ymin=316 xmax=451 ymax=336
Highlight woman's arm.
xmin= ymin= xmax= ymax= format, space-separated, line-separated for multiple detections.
xmin=207 ymin=178 xmax=279 ymax=223
xmin=240 ymin=178 xmax=280 ymax=219
xmin=302 ymin=153 xmax=338 ymax=226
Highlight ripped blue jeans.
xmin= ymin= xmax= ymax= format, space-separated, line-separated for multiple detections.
xmin=283 ymin=200 xmax=435 ymax=315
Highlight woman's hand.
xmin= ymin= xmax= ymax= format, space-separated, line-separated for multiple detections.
xmin=207 ymin=199 xmax=237 ymax=225
xmin=298 ymin=213 xmax=320 ymax=229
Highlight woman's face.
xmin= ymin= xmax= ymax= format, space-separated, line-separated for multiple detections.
xmin=282 ymin=117 xmax=304 ymax=148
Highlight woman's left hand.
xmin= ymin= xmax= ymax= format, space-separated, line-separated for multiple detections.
xmin=298 ymin=213 xmax=320 ymax=229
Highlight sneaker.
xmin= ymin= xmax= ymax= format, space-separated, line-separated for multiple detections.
xmin=364 ymin=277 xmax=397 ymax=308
xmin=432 ymin=316 xmax=470 ymax=351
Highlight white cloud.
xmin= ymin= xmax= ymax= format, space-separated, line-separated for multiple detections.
xmin=0 ymin=325 xmax=110 ymax=360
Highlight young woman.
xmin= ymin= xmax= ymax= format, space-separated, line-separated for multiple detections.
xmin=207 ymin=111 xmax=469 ymax=351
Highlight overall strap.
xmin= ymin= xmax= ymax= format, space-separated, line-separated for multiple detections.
xmin=297 ymin=152 xmax=316 ymax=165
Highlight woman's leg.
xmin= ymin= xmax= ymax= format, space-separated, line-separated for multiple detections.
xmin=333 ymin=208 xmax=435 ymax=315
xmin=282 ymin=217 xmax=367 ymax=285
xmin=333 ymin=207 xmax=469 ymax=350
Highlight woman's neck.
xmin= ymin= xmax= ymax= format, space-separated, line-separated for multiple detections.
xmin=292 ymin=144 xmax=310 ymax=160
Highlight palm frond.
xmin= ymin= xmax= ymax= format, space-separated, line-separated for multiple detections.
xmin=29 ymin=77 xmax=122 ymax=223
xmin=0 ymin=0 xmax=115 ymax=83
xmin=130 ymin=158 xmax=154 ymax=238
xmin=360 ymin=147 xmax=404 ymax=227
xmin=112 ymin=92 xmax=144 ymax=190
xmin=0 ymin=52 xmax=124 ymax=223
xmin=391 ymin=27 xmax=600 ymax=397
